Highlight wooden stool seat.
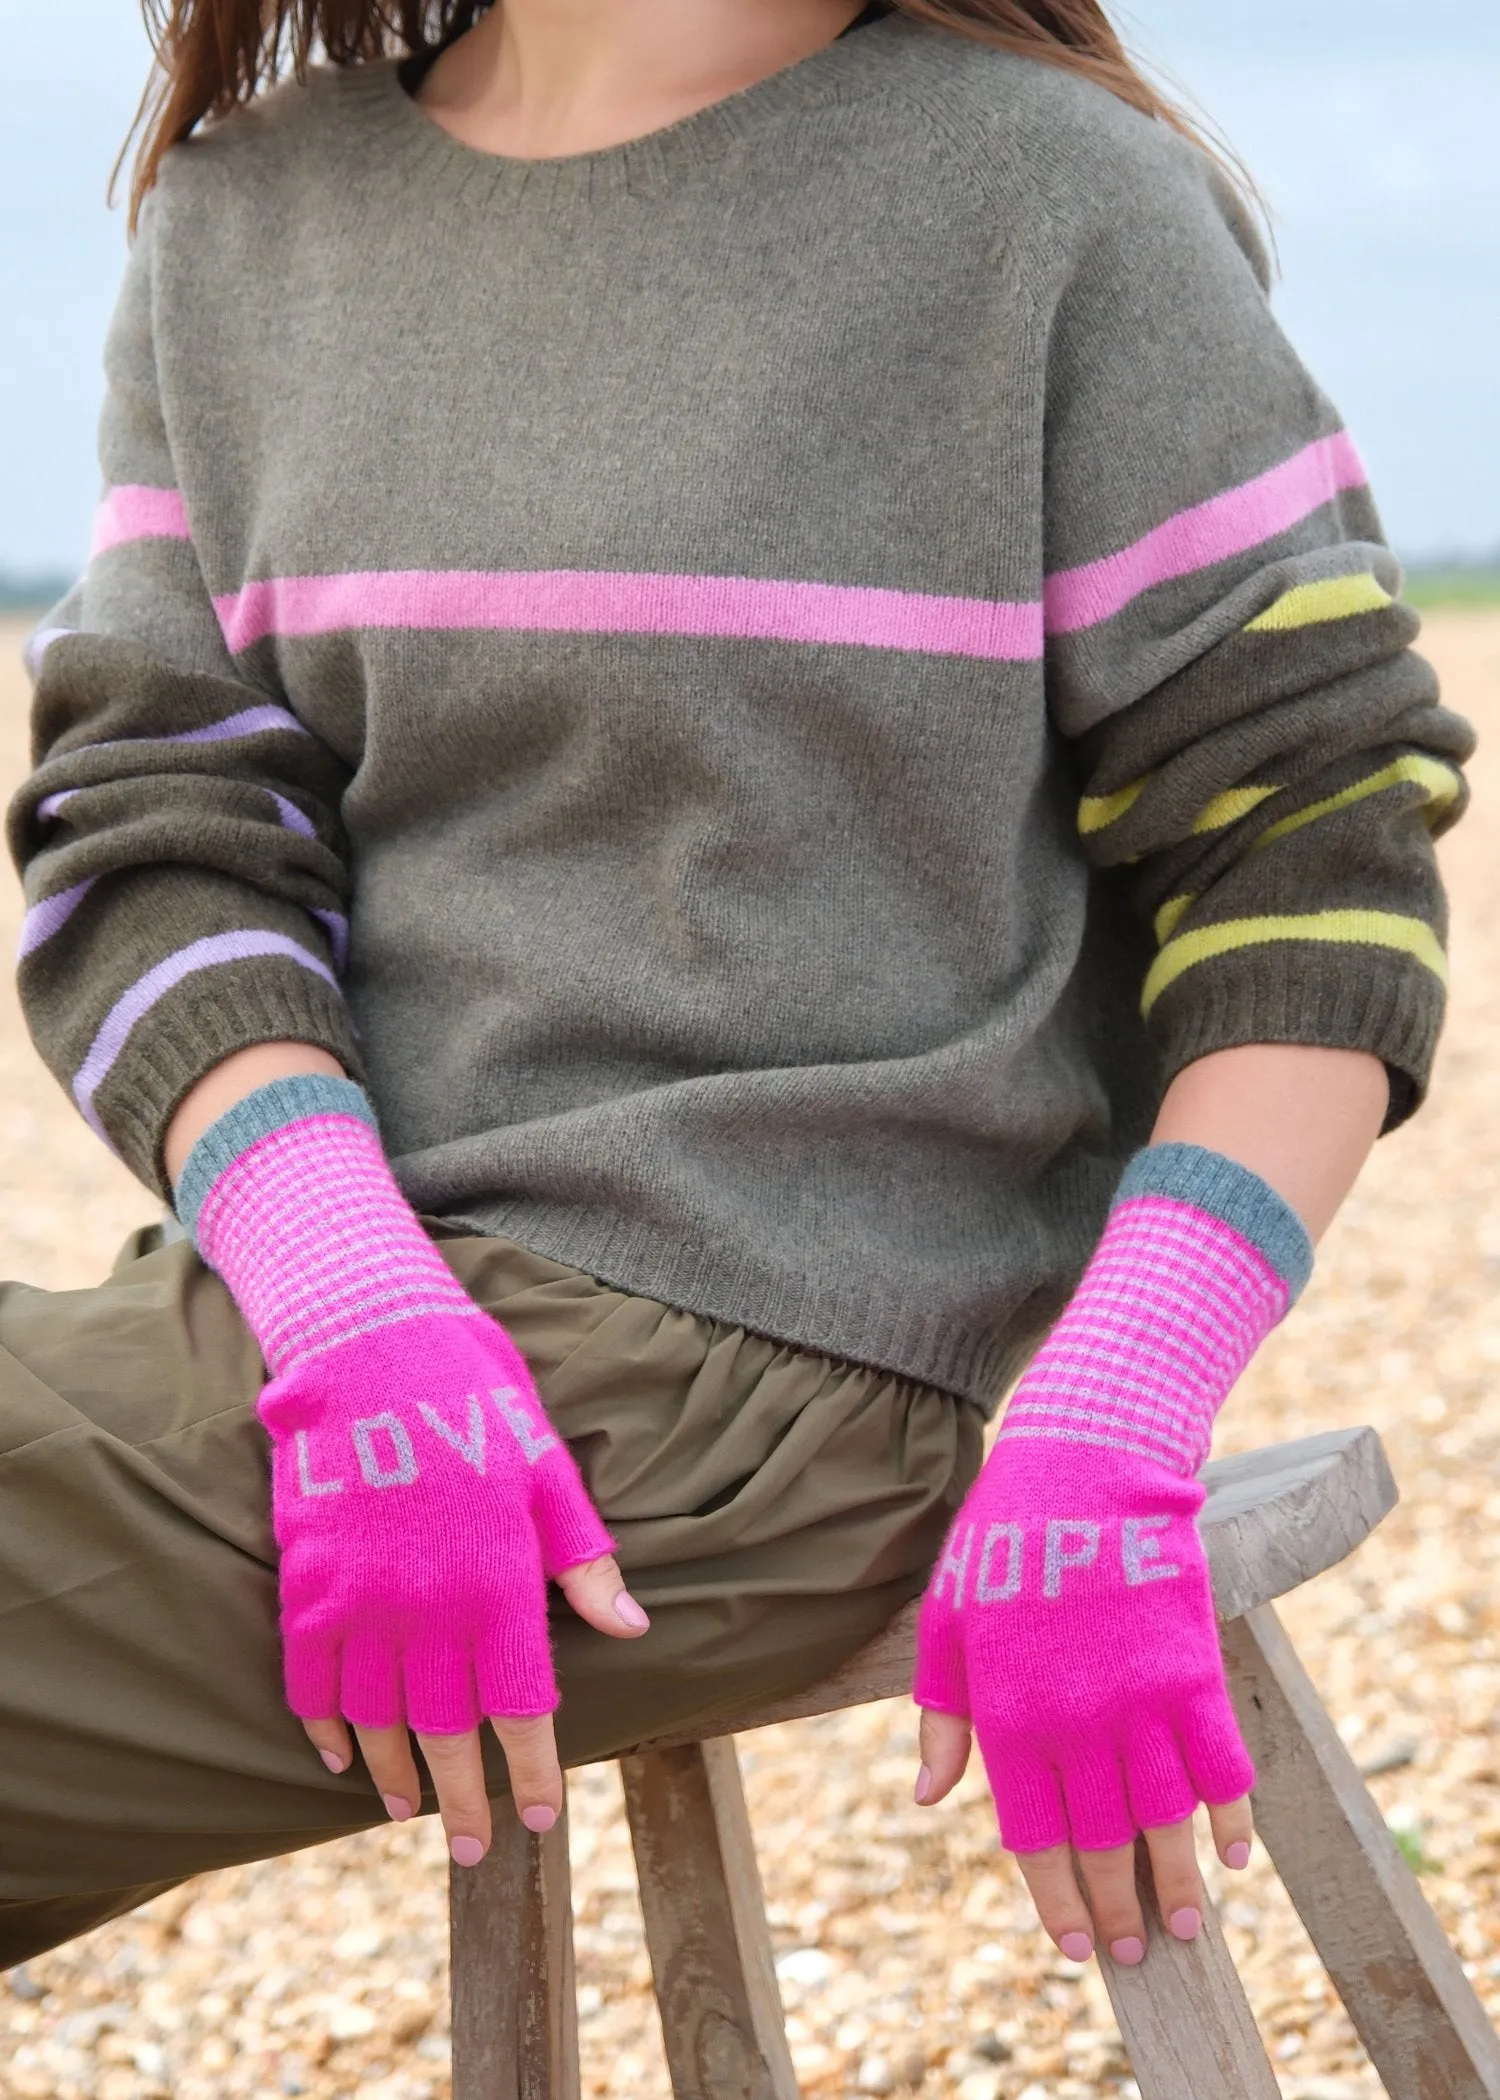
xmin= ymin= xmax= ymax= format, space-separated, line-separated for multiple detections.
xmin=449 ymin=1428 xmax=1500 ymax=2099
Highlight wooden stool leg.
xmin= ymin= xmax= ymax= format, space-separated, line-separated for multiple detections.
xmin=450 ymin=1793 xmax=580 ymax=2100
xmin=620 ymin=1737 xmax=798 ymax=2100
xmin=1099 ymin=1838 xmax=1281 ymax=2099
xmin=1224 ymin=1602 xmax=1500 ymax=2099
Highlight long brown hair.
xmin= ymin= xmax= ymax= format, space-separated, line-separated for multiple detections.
xmin=123 ymin=0 xmax=1253 ymax=233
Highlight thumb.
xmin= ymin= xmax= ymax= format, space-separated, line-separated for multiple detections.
xmin=912 ymin=1560 xmax=972 ymax=1804
xmin=529 ymin=1442 xmax=615 ymax=1579
xmin=917 ymin=1708 xmax=973 ymax=1805
xmin=912 ymin=1570 xmax=970 ymax=1716
xmin=554 ymin=1553 xmax=651 ymax=1640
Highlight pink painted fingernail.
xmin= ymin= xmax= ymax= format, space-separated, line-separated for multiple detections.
xmin=1168 ymin=1907 xmax=1202 ymax=1941
xmin=522 ymin=1805 xmax=558 ymax=1833
xmin=614 ymin=1592 xmax=651 ymax=1630
xmin=450 ymin=1835 xmax=486 ymax=1868
xmin=382 ymin=1794 xmax=413 ymax=1823
xmin=1109 ymin=1936 xmax=1145 ymax=1966
xmin=1225 ymin=1840 xmax=1252 ymax=1870
xmin=1059 ymin=1932 xmax=1094 ymax=1962
xmin=319 ymin=1750 xmax=347 ymax=1774
xmin=914 ymin=1764 xmax=933 ymax=1805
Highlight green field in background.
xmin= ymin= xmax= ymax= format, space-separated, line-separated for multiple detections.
xmin=1405 ymin=569 xmax=1500 ymax=611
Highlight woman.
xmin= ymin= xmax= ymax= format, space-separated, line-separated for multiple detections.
xmin=6 ymin=0 xmax=1470 ymax=1976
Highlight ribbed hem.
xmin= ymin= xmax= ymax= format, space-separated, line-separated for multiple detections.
xmin=435 ymin=1197 xmax=1058 ymax=1414
xmin=92 ymin=965 xmax=361 ymax=1197
xmin=1150 ymin=943 xmax=1444 ymax=1136
xmin=174 ymin=1075 xmax=377 ymax=1245
xmin=1115 ymin=1142 xmax=1314 ymax=1302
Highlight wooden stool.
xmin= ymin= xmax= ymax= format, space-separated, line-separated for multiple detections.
xmin=448 ymin=1427 xmax=1500 ymax=2099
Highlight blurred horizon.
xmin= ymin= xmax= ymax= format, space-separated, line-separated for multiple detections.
xmin=1 ymin=0 xmax=1496 ymax=579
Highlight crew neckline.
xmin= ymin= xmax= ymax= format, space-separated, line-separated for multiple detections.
xmin=343 ymin=8 xmax=915 ymax=204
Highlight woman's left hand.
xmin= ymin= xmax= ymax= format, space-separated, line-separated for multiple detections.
xmin=911 ymin=1439 xmax=1255 ymax=1967
xmin=917 ymin=1706 xmax=1252 ymax=1966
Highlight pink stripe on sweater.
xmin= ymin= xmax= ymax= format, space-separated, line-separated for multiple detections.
xmin=1043 ymin=432 xmax=1368 ymax=634
xmin=90 ymin=486 xmax=192 ymax=559
xmin=212 ymin=568 xmax=1046 ymax=661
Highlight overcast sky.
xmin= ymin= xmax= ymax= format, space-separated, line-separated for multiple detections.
xmin=1 ymin=0 xmax=1495 ymax=576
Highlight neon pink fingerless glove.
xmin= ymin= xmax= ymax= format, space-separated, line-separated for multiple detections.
xmin=914 ymin=1143 xmax=1313 ymax=1854
xmin=175 ymin=1076 xmax=614 ymax=1735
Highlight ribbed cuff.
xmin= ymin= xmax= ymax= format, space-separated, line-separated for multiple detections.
xmin=1150 ymin=942 xmax=1443 ymax=1135
xmin=174 ymin=1075 xmax=378 ymax=1246
xmin=93 ymin=961 xmax=363 ymax=1196
xmin=1115 ymin=1141 xmax=1315 ymax=1302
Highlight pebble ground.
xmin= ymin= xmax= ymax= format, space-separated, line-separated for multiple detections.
xmin=1 ymin=612 xmax=1497 ymax=2099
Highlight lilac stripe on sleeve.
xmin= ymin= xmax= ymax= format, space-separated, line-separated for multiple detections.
xmin=26 ymin=628 xmax=75 ymax=674
xmin=214 ymin=568 xmax=1046 ymax=661
xmin=1044 ymin=432 xmax=1368 ymax=634
xmin=267 ymin=791 xmax=317 ymax=838
xmin=18 ymin=878 xmax=98 ymax=959
xmin=30 ymin=709 xmax=313 ymax=822
xmin=72 ymin=931 xmax=341 ymax=1141
xmin=258 ymin=796 xmax=346 ymax=967
xmin=90 ymin=486 xmax=192 ymax=559
xmin=167 ymin=705 xmax=308 ymax=746
xmin=51 ymin=705 xmax=310 ymax=773
xmin=311 ymin=908 xmax=351 ymax=974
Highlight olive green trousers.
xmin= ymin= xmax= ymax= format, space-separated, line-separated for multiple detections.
xmin=0 ymin=1223 xmax=981 ymax=1966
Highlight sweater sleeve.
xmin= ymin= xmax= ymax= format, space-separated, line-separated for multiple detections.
xmin=1040 ymin=140 xmax=1473 ymax=1127
xmin=8 ymin=197 xmax=361 ymax=1192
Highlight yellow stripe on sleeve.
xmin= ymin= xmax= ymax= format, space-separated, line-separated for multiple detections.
xmin=1141 ymin=910 xmax=1447 ymax=1018
xmin=1078 ymin=775 xmax=1150 ymax=836
xmin=1245 ymin=573 xmax=1395 ymax=634
xmin=1191 ymin=784 xmax=1280 ymax=834
xmin=1250 ymin=755 xmax=1462 ymax=855
xmin=1153 ymin=894 xmax=1196 ymax=945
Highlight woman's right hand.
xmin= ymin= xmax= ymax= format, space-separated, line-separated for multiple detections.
xmin=263 ymin=1309 xmax=650 ymax=1860
xmin=303 ymin=1556 xmax=647 ymax=1860
xmin=171 ymin=1052 xmax=648 ymax=1861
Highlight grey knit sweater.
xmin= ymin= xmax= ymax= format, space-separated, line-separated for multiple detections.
xmin=12 ymin=15 xmax=1471 ymax=1406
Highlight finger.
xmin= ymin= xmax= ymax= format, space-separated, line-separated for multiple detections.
xmin=1181 ymin=1688 xmax=1257 ymax=1805
xmin=351 ymin=1723 xmax=425 ymax=1825
xmin=1059 ymin=1747 xmax=1134 ymax=1854
xmin=916 ymin=1708 xmax=972 ymax=1805
xmin=1143 ymin=1815 xmax=1204 ymax=1941
xmin=1122 ymin=1712 xmax=1198 ymax=1835
xmin=1012 ymin=1843 xmax=1096 ymax=1962
xmin=338 ymin=1630 xmax=402 ymax=1735
xmin=988 ymin=1742 xmax=1069 ymax=1857
xmin=417 ymin=1728 xmax=493 ymax=1866
xmin=1074 ymin=1843 xmax=1147 ymax=1966
xmin=491 ymin=1714 xmax=565 ymax=1835
xmin=475 ymin=1614 xmax=558 ymax=1726
xmin=555 ymin=1553 xmax=651 ymax=1638
xmin=1208 ymin=1794 xmax=1255 ymax=1872
xmin=284 ymin=1631 xmax=340 ymax=1725
xmin=402 ymin=1639 xmax=481 ymax=1738
xmin=302 ymin=1717 xmax=355 ymax=1777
